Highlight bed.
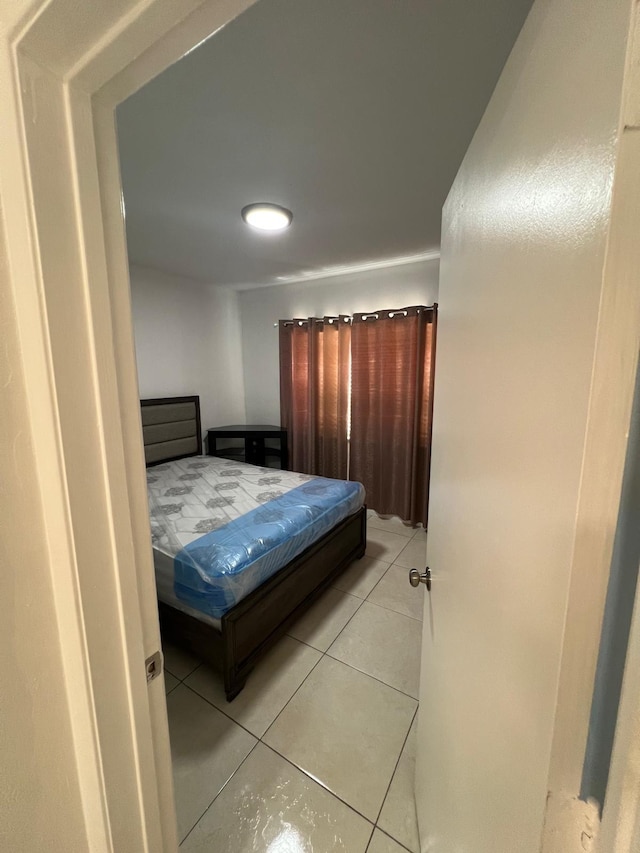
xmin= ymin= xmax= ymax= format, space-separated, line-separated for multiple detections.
xmin=141 ymin=395 xmax=367 ymax=699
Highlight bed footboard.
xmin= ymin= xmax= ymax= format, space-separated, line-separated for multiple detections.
xmin=158 ymin=506 xmax=367 ymax=700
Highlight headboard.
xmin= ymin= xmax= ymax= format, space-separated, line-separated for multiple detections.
xmin=140 ymin=395 xmax=203 ymax=466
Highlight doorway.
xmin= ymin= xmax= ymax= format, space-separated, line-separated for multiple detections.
xmin=114 ymin=1 xmax=537 ymax=846
xmin=3 ymin=0 xmax=640 ymax=851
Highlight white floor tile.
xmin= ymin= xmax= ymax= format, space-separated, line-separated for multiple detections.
xmin=367 ymin=514 xmax=415 ymax=538
xmin=393 ymin=536 xmax=428 ymax=570
xmin=181 ymin=743 xmax=373 ymax=852
xmin=162 ymin=638 xmax=201 ymax=681
xmin=378 ymin=717 xmax=420 ymax=852
xmin=287 ymin=587 xmax=362 ymax=651
xmin=366 ymin=528 xmax=409 ymax=563
xmin=164 ymin=671 xmax=180 ymax=695
xmin=332 ymin=555 xmax=390 ymax=599
xmin=328 ymin=601 xmax=422 ymax=698
xmin=368 ymin=564 xmax=424 ymax=622
xmin=367 ymin=828 xmax=410 ymax=853
xmin=263 ymin=656 xmax=416 ymax=822
xmin=185 ymin=635 xmax=321 ymax=737
xmin=167 ymin=685 xmax=256 ymax=842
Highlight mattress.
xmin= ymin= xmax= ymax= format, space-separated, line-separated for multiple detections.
xmin=147 ymin=455 xmax=365 ymax=620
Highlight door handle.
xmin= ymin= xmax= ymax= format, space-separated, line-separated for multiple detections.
xmin=409 ymin=567 xmax=431 ymax=591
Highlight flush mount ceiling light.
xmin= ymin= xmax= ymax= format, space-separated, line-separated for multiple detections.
xmin=241 ymin=202 xmax=293 ymax=232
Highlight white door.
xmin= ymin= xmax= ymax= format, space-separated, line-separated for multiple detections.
xmin=411 ymin=0 xmax=636 ymax=850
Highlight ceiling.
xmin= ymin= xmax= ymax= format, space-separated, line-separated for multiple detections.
xmin=117 ymin=0 xmax=533 ymax=289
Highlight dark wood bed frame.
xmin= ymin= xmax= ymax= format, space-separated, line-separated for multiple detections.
xmin=141 ymin=395 xmax=366 ymax=700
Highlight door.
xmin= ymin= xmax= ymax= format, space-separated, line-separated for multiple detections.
xmin=411 ymin=0 xmax=637 ymax=850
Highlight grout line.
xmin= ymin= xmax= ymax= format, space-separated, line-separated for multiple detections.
xmin=187 ymin=662 xmax=203 ymax=680
xmin=323 ymin=594 xmax=366 ymax=654
xmin=367 ymin=525 xmax=415 ymax=540
xmin=259 ymin=650 xmax=327 ymax=738
xmin=365 ymin=549 xmax=408 ymax=564
xmin=282 ymin=633 xmax=325 ymax=652
xmin=364 ymin=824 xmax=377 ymax=853
xmin=371 ymin=827 xmax=415 ymax=853
xmin=181 ymin=681 xmax=258 ymax=740
xmin=360 ymin=590 xmax=424 ymax=624
xmin=367 ymin=526 xmax=414 ymax=538
xmin=332 ymin=566 xmax=391 ymax=599
xmin=259 ymin=741 xmax=376 ymax=826
xmin=177 ymin=739 xmax=261 ymax=847
xmin=360 ymin=554 xmax=394 ymax=565
xmin=323 ymin=650 xmax=419 ymax=702
xmin=366 ymin=564 xmax=392 ymax=599
xmin=286 ymin=584 xmax=367 ymax=656
xmin=330 ymin=586 xmax=369 ymax=602
xmin=373 ymin=705 xmax=418 ymax=827
xmin=163 ymin=657 xmax=202 ymax=684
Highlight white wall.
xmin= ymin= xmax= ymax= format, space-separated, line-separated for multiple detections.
xmin=238 ymin=259 xmax=439 ymax=423
xmin=129 ymin=265 xmax=246 ymax=431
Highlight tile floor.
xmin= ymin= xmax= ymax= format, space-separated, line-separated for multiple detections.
xmin=163 ymin=511 xmax=427 ymax=852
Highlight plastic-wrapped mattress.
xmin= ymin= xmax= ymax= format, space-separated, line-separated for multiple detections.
xmin=147 ymin=456 xmax=364 ymax=620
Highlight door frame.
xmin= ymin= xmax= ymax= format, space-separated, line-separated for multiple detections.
xmin=1 ymin=0 xmax=639 ymax=849
xmin=597 ymin=566 xmax=640 ymax=852
xmin=1 ymin=1 xmax=255 ymax=849
xmin=545 ymin=0 xmax=640 ymax=801
xmin=592 ymin=16 xmax=640 ymax=845
xmin=541 ymin=5 xmax=640 ymax=846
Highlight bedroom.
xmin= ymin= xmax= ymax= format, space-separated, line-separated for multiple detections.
xmin=4 ymin=0 xmax=638 ymax=851
xmin=115 ymin=0 xmax=531 ymax=849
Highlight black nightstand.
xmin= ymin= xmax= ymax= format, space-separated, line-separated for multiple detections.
xmin=206 ymin=425 xmax=289 ymax=470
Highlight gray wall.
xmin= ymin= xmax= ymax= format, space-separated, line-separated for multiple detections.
xmin=582 ymin=355 xmax=640 ymax=809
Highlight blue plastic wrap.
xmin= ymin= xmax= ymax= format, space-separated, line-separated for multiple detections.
xmin=172 ymin=477 xmax=364 ymax=618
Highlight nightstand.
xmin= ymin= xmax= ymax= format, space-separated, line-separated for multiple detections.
xmin=206 ymin=425 xmax=289 ymax=470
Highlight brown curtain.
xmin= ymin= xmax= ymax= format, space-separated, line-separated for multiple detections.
xmin=349 ymin=306 xmax=437 ymax=526
xmin=279 ymin=317 xmax=351 ymax=478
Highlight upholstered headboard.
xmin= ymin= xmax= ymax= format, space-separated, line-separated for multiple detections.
xmin=140 ymin=395 xmax=202 ymax=466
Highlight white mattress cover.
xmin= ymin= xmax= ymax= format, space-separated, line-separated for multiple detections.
xmin=154 ymin=548 xmax=221 ymax=629
xmin=148 ymin=455 xmax=364 ymax=619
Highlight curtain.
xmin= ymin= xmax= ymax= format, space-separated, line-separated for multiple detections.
xmin=279 ymin=316 xmax=351 ymax=478
xmin=349 ymin=306 xmax=437 ymax=526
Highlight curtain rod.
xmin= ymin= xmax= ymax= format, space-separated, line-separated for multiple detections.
xmin=275 ymin=317 xmax=351 ymax=327
xmin=273 ymin=303 xmax=437 ymax=327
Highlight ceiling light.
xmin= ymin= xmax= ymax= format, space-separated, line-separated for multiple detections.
xmin=241 ymin=203 xmax=292 ymax=232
